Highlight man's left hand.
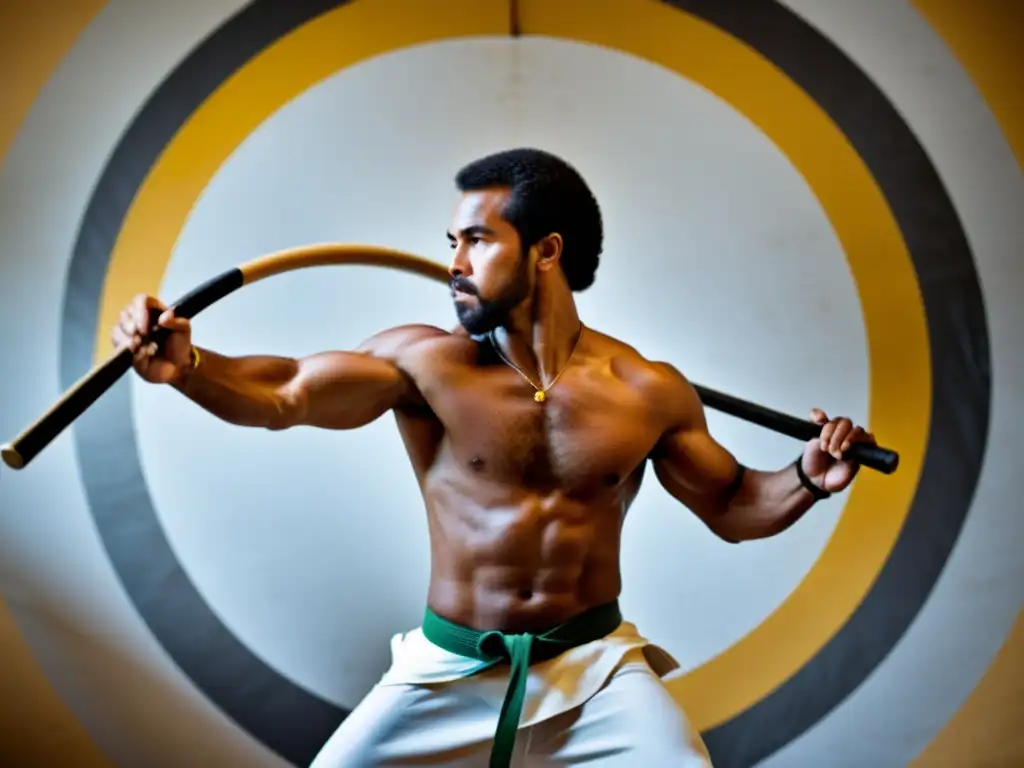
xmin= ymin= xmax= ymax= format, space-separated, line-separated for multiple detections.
xmin=802 ymin=409 xmax=876 ymax=494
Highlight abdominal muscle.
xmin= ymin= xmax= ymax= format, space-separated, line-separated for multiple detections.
xmin=423 ymin=481 xmax=626 ymax=634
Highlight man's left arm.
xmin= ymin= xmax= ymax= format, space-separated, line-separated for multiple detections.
xmin=647 ymin=364 xmax=876 ymax=543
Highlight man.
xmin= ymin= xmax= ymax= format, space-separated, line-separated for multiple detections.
xmin=113 ymin=148 xmax=874 ymax=767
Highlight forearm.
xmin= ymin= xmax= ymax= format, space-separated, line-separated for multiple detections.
xmin=712 ymin=461 xmax=822 ymax=541
xmin=171 ymin=347 xmax=299 ymax=429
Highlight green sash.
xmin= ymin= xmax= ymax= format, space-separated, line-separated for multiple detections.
xmin=421 ymin=600 xmax=623 ymax=768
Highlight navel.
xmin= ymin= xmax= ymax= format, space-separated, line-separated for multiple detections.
xmin=518 ymin=588 xmax=534 ymax=601
xmin=469 ymin=456 xmax=485 ymax=471
xmin=603 ymin=472 xmax=620 ymax=486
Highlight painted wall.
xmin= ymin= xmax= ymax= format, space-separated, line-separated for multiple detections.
xmin=0 ymin=1 xmax=1020 ymax=766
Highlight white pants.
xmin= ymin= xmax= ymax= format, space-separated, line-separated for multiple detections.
xmin=309 ymin=647 xmax=711 ymax=767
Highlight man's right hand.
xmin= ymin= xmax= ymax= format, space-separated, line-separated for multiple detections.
xmin=111 ymin=293 xmax=193 ymax=384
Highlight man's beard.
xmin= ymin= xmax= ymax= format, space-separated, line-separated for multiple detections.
xmin=451 ymin=257 xmax=530 ymax=337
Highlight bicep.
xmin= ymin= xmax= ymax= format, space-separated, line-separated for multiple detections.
xmin=281 ymin=351 xmax=407 ymax=429
xmin=652 ymin=424 xmax=741 ymax=512
xmin=283 ymin=325 xmax=439 ymax=429
xmin=649 ymin=365 xmax=742 ymax=518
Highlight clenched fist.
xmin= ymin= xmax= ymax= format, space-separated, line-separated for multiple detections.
xmin=800 ymin=408 xmax=876 ymax=493
xmin=110 ymin=293 xmax=193 ymax=384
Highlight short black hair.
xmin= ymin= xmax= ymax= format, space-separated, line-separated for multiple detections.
xmin=454 ymin=148 xmax=603 ymax=292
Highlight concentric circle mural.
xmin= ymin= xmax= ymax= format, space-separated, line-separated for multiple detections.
xmin=1 ymin=2 xmax=1020 ymax=766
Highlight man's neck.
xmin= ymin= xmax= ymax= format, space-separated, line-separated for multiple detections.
xmin=494 ymin=275 xmax=583 ymax=385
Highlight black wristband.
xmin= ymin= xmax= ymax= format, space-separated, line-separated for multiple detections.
xmin=795 ymin=456 xmax=831 ymax=501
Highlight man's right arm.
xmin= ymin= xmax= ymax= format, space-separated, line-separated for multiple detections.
xmin=174 ymin=326 xmax=436 ymax=431
xmin=113 ymin=292 xmax=440 ymax=432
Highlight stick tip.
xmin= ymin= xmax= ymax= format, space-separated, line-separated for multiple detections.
xmin=1 ymin=444 xmax=24 ymax=469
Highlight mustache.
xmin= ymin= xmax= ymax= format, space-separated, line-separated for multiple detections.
xmin=449 ymin=277 xmax=479 ymax=296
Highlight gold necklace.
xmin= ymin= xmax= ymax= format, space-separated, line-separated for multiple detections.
xmin=489 ymin=325 xmax=585 ymax=403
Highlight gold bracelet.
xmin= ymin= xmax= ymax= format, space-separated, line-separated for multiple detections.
xmin=190 ymin=346 xmax=201 ymax=370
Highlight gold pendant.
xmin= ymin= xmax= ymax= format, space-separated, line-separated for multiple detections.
xmin=534 ymin=390 xmax=546 ymax=403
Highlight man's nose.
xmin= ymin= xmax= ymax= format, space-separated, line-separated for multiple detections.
xmin=449 ymin=246 xmax=470 ymax=278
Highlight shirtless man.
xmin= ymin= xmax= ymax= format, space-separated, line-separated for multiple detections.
xmin=113 ymin=148 xmax=875 ymax=767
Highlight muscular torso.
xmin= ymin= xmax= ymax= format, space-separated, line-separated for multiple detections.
xmin=391 ymin=328 xmax=671 ymax=633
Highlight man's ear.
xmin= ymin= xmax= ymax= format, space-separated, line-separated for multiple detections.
xmin=534 ymin=233 xmax=563 ymax=273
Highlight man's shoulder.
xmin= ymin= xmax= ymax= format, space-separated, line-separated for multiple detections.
xmin=587 ymin=328 xmax=682 ymax=388
xmin=588 ymin=327 xmax=698 ymax=415
xmin=356 ymin=323 xmax=475 ymax=363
